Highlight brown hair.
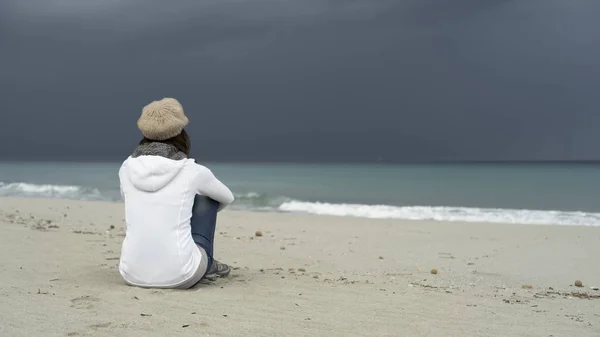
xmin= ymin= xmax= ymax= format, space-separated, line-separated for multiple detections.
xmin=139 ymin=129 xmax=191 ymax=157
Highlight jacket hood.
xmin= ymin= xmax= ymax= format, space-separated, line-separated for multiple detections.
xmin=125 ymin=156 xmax=187 ymax=192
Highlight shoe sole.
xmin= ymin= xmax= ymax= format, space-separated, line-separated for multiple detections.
xmin=203 ymin=268 xmax=231 ymax=281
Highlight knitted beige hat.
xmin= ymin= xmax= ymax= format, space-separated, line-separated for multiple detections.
xmin=137 ymin=98 xmax=189 ymax=141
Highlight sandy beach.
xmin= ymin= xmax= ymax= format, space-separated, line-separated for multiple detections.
xmin=0 ymin=197 xmax=598 ymax=337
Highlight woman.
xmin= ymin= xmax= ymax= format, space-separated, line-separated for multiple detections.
xmin=118 ymin=98 xmax=235 ymax=289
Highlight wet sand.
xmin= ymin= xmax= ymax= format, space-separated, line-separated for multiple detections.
xmin=0 ymin=197 xmax=599 ymax=337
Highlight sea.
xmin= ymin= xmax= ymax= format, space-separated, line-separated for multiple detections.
xmin=1 ymin=161 xmax=600 ymax=227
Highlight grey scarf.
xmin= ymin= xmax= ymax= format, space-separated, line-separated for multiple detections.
xmin=132 ymin=142 xmax=187 ymax=160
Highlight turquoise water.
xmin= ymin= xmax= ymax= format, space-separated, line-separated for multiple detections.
xmin=1 ymin=162 xmax=600 ymax=226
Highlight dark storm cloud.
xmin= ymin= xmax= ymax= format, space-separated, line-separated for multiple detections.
xmin=1 ymin=0 xmax=599 ymax=162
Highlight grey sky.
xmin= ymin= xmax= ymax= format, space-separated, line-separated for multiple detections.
xmin=1 ymin=0 xmax=599 ymax=162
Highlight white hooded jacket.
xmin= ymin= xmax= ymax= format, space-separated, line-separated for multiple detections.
xmin=118 ymin=155 xmax=234 ymax=288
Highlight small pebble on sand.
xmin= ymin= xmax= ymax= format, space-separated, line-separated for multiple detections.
xmin=109 ymin=225 xmax=115 ymax=230
xmin=280 ymin=246 xmax=286 ymax=250
xmin=378 ymin=256 xmax=384 ymax=260
xmin=575 ymin=280 xmax=583 ymax=287
xmin=431 ymin=269 xmax=438 ymax=275
xmin=255 ymin=231 xmax=263 ymax=237
xmin=298 ymin=268 xmax=306 ymax=272
xmin=522 ymin=284 xmax=533 ymax=289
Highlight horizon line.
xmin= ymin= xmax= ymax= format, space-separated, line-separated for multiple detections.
xmin=1 ymin=159 xmax=599 ymax=165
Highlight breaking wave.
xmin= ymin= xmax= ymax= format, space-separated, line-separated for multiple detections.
xmin=0 ymin=182 xmax=110 ymax=201
xmin=2 ymin=182 xmax=599 ymax=226
xmin=278 ymin=200 xmax=600 ymax=226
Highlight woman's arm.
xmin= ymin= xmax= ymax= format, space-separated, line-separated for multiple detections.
xmin=194 ymin=165 xmax=235 ymax=211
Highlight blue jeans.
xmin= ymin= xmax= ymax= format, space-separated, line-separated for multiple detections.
xmin=190 ymin=195 xmax=219 ymax=273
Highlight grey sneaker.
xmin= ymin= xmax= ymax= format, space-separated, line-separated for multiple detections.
xmin=203 ymin=260 xmax=231 ymax=280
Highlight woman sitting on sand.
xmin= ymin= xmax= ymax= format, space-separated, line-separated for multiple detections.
xmin=118 ymin=98 xmax=235 ymax=289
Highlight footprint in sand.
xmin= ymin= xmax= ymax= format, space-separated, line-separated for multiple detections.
xmin=88 ymin=322 xmax=112 ymax=330
xmin=67 ymin=322 xmax=116 ymax=336
xmin=70 ymin=296 xmax=100 ymax=310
